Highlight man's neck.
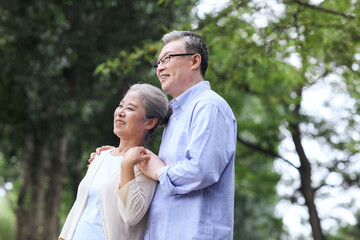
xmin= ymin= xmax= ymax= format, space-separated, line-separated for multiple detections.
xmin=173 ymin=78 xmax=204 ymax=99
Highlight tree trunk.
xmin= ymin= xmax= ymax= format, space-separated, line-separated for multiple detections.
xmin=16 ymin=133 xmax=48 ymax=240
xmin=290 ymin=121 xmax=326 ymax=240
xmin=16 ymin=132 xmax=68 ymax=240
xmin=42 ymin=136 xmax=67 ymax=239
xmin=16 ymin=134 xmax=34 ymax=240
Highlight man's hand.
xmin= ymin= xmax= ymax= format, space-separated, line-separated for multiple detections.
xmin=123 ymin=146 xmax=150 ymax=166
xmin=137 ymin=151 xmax=166 ymax=181
xmin=88 ymin=145 xmax=115 ymax=166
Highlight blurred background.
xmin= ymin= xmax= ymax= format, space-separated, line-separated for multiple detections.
xmin=0 ymin=0 xmax=359 ymax=239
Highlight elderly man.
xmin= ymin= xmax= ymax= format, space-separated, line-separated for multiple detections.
xmin=140 ymin=30 xmax=237 ymax=240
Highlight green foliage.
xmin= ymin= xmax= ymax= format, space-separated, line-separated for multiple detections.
xmin=193 ymin=0 xmax=360 ymax=238
xmin=194 ymin=2 xmax=303 ymax=238
xmin=0 ymin=196 xmax=15 ymax=240
xmin=327 ymin=212 xmax=360 ymax=240
xmin=0 ymin=0 xmax=198 ymax=236
xmin=234 ymin=193 xmax=283 ymax=240
xmin=1 ymin=0 xmax=359 ymax=238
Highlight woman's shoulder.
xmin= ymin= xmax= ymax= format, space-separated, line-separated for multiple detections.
xmin=97 ymin=149 xmax=113 ymax=157
xmin=89 ymin=149 xmax=113 ymax=167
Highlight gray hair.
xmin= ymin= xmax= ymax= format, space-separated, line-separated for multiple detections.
xmin=126 ymin=83 xmax=172 ymax=142
xmin=161 ymin=30 xmax=208 ymax=77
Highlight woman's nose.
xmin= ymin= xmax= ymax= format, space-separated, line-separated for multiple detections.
xmin=116 ymin=108 xmax=125 ymax=117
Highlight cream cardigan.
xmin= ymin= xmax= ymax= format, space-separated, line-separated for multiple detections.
xmin=59 ymin=150 xmax=157 ymax=240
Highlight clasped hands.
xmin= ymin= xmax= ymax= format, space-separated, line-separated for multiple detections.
xmin=88 ymin=146 xmax=164 ymax=181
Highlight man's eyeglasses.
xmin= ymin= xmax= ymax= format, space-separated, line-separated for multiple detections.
xmin=151 ymin=53 xmax=195 ymax=69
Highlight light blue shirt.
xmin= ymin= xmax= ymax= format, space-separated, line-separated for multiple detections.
xmin=145 ymin=81 xmax=237 ymax=240
xmin=72 ymin=154 xmax=122 ymax=240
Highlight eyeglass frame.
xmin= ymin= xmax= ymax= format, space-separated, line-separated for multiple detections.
xmin=151 ymin=53 xmax=196 ymax=69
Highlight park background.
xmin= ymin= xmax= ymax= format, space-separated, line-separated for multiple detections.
xmin=0 ymin=0 xmax=359 ymax=239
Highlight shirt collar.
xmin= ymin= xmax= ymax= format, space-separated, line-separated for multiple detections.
xmin=170 ymin=81 xmax=211 ymax=112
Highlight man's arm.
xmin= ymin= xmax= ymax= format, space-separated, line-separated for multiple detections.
xmin=151 ymin=103 xmax=236 ymax=196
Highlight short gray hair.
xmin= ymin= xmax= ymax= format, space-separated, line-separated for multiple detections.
xmin=126 ymin=83 xmax=172 ymax=142
xmin=161 ymin=30 xmax=208 ymax=77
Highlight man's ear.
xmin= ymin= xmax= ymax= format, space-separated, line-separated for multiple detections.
xmin=191 ymin=53 xmax=202 ymax=70
xmin=146 ymin=118 xmax=158 ymax=130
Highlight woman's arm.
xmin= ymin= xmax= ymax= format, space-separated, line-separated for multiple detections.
xmin=120 ymin=147 xmax=150 ymax=187
xmin=117 ymin=169 xmax=157 ymax=226
xmin=115 ymin=147 xmax=157 ymax=225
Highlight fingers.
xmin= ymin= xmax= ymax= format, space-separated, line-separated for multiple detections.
xmin=96 ymin=147 xmax=102 ymax=155
xmin=88 ymin=152 xmax=96 ymax=167
xmin=135 ymin=154 xmax=150 ymax=164
xmin=139 ymin=147 xmax=148 ymax=155
xmin=104 ymin=145 xmax=115 ymax=151
xmin=124 ymin=146 xmax=150 ymax=165
xmin=136 ymin=159 xmax=148 ymax=171
xmin=142 ymin=154 xmax=151 ymax=161
xmin=88 ymin=152 xmax=96 ymax=163
xmin=127 ymin=146 xmax=147 ymax=154
xmin=89 ymin=145 xmax=115 ymax=166
xmin=95 ymin=145 xmax=115 ymax=155
xmin=147 ymin=150 xmax=156 ymax=157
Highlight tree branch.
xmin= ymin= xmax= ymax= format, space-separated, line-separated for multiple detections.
xmin=237 ymin=135 xmax=298 ymax=169
xmin=289 ymin=0 xmax=355 ymax=19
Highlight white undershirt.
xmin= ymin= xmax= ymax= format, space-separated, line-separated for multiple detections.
xmin=72 ymin=153 xmax=123 ymax=240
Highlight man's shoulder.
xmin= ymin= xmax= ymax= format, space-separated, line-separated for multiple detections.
xmin=195 ymin=89 xmax=231 ymax=110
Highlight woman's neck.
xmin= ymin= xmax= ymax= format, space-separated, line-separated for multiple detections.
xmin=111 ymin=139 xmax=145 ymax=156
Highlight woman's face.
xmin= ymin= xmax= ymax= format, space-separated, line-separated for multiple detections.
xmin=113 ymin=91 xmax=151 ymax=141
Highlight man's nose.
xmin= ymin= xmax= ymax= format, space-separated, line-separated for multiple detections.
xmin=157 ymin=64 xmax=165 ymax=75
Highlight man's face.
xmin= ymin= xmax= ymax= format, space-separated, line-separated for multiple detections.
xmin=156 ymin=39 xmax=192 ymax=98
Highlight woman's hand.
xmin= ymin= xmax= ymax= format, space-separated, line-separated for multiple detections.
xmin=120 ymin=147 xmax=150 ymax=188
xmin=123 ymin=146 xmax=150 ymax=166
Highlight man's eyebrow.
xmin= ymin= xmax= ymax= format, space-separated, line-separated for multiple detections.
xmin=158 ymin=51 xmax=172 ymax=60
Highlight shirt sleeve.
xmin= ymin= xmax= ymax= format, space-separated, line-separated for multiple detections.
xmin=158 ymin=102 xmax=236 ymax=196
xmin=116 ymin=167 xmax=157 ymax=225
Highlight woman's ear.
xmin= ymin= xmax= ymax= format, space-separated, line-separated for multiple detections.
xmin=146 ymin=118 xmax=158 ymax=130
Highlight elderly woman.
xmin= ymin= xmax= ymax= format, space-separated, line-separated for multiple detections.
xmin=59 ymin=83 xmax=171 ymax=240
